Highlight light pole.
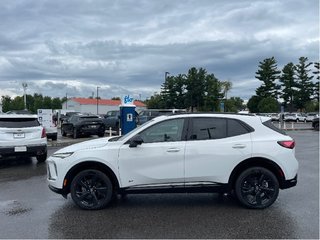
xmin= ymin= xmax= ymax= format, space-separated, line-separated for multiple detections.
xmin=96 ymin=86 xmax=100 ymax=114
xmin=65 ymin=92 xmax=68 ymax=109
xmin=22 ymin=82 xmax=28 ymax=110
xmin=165 ymin=72 xmax=170 ymax=81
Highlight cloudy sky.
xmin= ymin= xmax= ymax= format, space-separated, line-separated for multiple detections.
xmin=0 ymin=0 xmax=318 ymax=101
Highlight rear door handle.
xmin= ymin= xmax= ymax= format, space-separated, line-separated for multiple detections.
xmin=232 ymin=144 xmax=246 ymax=149
xmin=167 ymin=148 xmax=180 ymax=153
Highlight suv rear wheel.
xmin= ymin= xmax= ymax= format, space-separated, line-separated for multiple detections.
xmin=235 ymin=167 xmax=279 ymax=209
xmin=36 ymin=152 xmax=47 ymax=163
xmin=70 ymin=169 xmax=113 ymax=210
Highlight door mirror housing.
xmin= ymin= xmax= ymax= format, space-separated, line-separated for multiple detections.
xmin=129 ymin=135 xmax=144 ymax=148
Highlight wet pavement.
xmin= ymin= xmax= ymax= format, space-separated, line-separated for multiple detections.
xmin=0 ymin=131 xmax=318 ymax=239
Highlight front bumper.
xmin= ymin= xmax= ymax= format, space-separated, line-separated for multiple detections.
xmin=281 ymin=174 xmax=298 ymax=189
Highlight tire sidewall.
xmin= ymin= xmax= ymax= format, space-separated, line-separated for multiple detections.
xmin=235 ymin=167 xmax=279 ymax=209
xmin=70 ymin=170 xmax=113 ymax=210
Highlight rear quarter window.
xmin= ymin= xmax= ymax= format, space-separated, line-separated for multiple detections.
xmin=0 ymin=118 xmax=40 ymax=128
xmin=262 ymin=120 xmax=287 ymax=135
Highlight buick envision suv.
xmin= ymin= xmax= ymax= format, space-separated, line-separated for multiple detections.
xmin=48 ymin=114 xmax=298 ymax=209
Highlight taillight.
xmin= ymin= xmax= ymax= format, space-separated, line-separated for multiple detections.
xmin=41 ymin=127 xmax=46 ymax=138
xmin=277 ymin=140 xmax=295 ymax=149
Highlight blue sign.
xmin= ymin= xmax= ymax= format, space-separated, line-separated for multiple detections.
xmin=122 ymin=95 xmax=134 ymax=105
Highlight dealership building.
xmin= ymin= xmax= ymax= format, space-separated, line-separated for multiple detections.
xmin=62 ymin=98 xmax=146 ymax=115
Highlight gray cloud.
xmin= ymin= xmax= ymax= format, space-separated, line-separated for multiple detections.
xmin=0 ymin=0 xmax=318 ymax=101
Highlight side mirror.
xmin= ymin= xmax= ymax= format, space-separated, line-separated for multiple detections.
xmin=129 ymin=135 xmax=144 ymax=148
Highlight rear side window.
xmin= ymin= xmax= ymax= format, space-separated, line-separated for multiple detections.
xmin=263 ymin=120 xmax=287 ymax=135
xmin=190 ymin=118 xmax=227 ymax=140
xmin=0 ymin=118 xmax=40 ymax=128
xmin=189 ymin=117 xmax=252 ymax=140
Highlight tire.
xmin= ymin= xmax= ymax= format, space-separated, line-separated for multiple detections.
xmin=98 ymin=131 xmax=105 ymax=137
xmin=235 ymin=167 xmax=279 ymax=209
xmin=315 ymin=123 xmax=319 ymax=131
xmin=73 ymin=128 xmax=78 ymax=139
xmin=70 ymin=170 xmax=113 ymax=210
xmin=61 ymin=128 xmax=66 ymax=137
xmin=52 ymin=133 xmax=58 ymax=141
xmin=36 ymin=152 xmax=47 ymax=163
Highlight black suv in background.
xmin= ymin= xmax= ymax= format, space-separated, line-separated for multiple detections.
xmin=102 ymin=110 xmax=120 ymax=132
xmin=61 ymin=114 xmax=105 ymax=138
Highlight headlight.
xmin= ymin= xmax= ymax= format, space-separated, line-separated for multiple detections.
xmin=52 ymin=152 xmax=74 ymax=159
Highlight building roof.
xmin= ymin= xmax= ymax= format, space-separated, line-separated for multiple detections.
xmin=71 ymin=98 xmax=146 ymax=107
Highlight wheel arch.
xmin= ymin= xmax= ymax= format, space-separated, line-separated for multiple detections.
xmin=228 ymin=157 xmax=286 ymax=190
xmin=63 ymin=161 xmax=120 ymax=194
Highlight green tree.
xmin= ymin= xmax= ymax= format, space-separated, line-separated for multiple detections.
xmin=225 ymin=97 xmax=244 ymax=112
xmin=11 ymin=96 xmax=24 ymax=110
xmin=202 ymin=74 xmax=223 ymax=111
xmin=146 ymin=93 xmax=165 ymax=109
xmin=313 ymin=61 xmax=319 ymax=101
xmin=279 ymin=62 xmax=297 ymax=112
xmin=247 ymin=95 xmax=262 ymax=113
xmin=294 ymin=57 xmax=314 ymax=110
xmin=1 ymin=96 xmax=12 ymax=113
xmin=185 ymin=67 xmax=207 ymax=112
xmin=52 ymin=97 xmax=62 ymax=109
xmin=258 ymin=97 xmax=279 ymax=113
xmin=221 ymin=80 xmax=232 ymax=111
xmin=255 ymin=57 xmax=281 ymax=99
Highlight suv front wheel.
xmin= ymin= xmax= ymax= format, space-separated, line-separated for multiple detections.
xmin=235 ymin=167 xmax=279 ymax=209
xmin=70 ymin=170 xmax=113 ymax=210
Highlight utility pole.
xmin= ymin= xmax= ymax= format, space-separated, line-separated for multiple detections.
xmin=96 ymin=86 xmax=100 ymax=114
xmin=22 ymin=82 xmax=28 ymax=110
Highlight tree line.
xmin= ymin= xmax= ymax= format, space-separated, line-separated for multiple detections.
xmin=1 ymin=94 xmax=65 ymax=113
xmin=248 ymin=57 xmax=319 ymax=113
xmin=146 ymin=67 xmax=245 ymax=112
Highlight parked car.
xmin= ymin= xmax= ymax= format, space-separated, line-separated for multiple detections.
xmin=306 ymin=113 xmax=319 ymax=122
xmin=0 ymin=114 xmax=47 ymax=162
xmin=60 ymin=112 xmax=80 ymax=124
xmin=312 ymin=117 xmax=319 ymax=131
xmin=270 ymin=113 xmax=280 ymax=121
xmin=284 ymin=113 xmax=305 ymax=122
xmin=61 ymin=114 xmax=105 ymax=139
xmin=102 ymin=110 xmax=120 ymax=132
xmin=137 ymin=109 xmax=186 ymax=125
xmin=48 ymin=113 xmax=298 ymax=210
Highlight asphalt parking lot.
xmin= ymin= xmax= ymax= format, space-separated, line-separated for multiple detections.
xmin=0 ymin=130 xmax=318 ymax=239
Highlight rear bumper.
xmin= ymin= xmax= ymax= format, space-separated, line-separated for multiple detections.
xmin=281 ymin=174 xmax=298 ymax=189
xmin=0 ymin=144 xmax=47 ymax=157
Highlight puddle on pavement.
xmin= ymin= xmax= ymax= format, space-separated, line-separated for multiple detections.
xmin=0 ymin=200 xmax=32 ymax=216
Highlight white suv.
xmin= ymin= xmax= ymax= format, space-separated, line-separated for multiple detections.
xmin=0 ymin=114 xmax=47 ymax=162
xmin=47 ymin=114 xmax=298 ymax=209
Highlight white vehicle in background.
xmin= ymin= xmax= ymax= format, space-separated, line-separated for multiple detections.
xmin=306 ymin=113 xmax=319 ymax=122
xmin=38 ymin=109 xmax=58 ymax=140
xmin=284 ymin=113 xmax=306 ymax=122
xmin=0 ymin=114 xmax=47 ymax=162
xmin=270 ymin=113 xmax=280 ymax=121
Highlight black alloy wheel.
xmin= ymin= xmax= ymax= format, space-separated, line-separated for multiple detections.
xmin=235 ymin=167 xmax=279 ymax=209
xmin=70 ymin=170 xmax=113 ymax=210
xmin=61 ymin=128 xmax=66 ymax=137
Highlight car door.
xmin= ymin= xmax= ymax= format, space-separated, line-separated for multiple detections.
xmin=118 ymin=118 xmax=187 ymax=189
xmin=184 ymin=117 xmax=252 ymax=185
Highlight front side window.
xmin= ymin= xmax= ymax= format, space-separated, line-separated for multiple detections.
xmin=139 ymin=118 xmax=185 ymax=143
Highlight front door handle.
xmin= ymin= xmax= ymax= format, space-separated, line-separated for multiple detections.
xmin=167 ymin=148 xmax=180 ymax=153
xmin=232 ymin=144 xmax=246 ymax=149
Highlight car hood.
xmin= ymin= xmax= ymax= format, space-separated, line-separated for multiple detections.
xmin=54 ymin=137 xmax=113 ymax=154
